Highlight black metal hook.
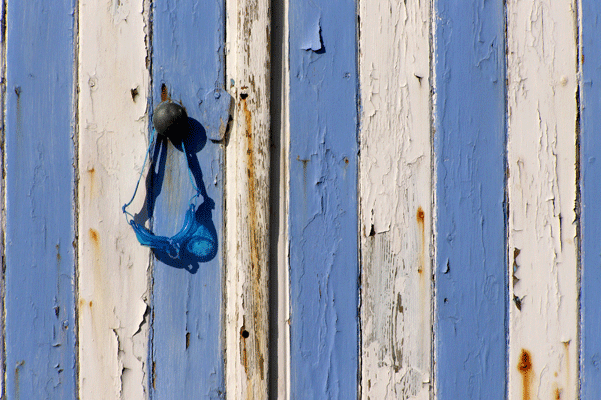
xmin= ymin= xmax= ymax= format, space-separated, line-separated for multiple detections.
xmin=152 ymin=100 xmax=189 ymax=142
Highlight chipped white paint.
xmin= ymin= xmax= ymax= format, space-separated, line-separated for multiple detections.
xmin=77 ymin=0 xmax=150 ymax=398
xmin=225 ymin=0 xmax=271 ymax=398
xmin=507 ymin=0 xmax=579 ymax=398
xmin=359 ymin=0 xmax=432 ymax=398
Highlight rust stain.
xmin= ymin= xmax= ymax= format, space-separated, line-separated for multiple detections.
xmin=416 ymin=207 xmax=425 ymax=274
xmin=416 ymin=206 xmax=428 ymax=359
xmin=88 ymin=167 xmax=96 ymax=198
xmin=89 ymin=228 xmax=99 ymax=244
xmin=258 ymin=354 xmax=265 ymax=382
xmin=240 ymin=325 xmax=249 ymax=375
xmin=78 ymin=299 xmax=92 ymax=310
xmin=241 ymin=95 xmax=266 ymax=384
xmin=563 ymin=340 xmax=570 ymax=390
xmin=518 ymin=349 xmax=533 ymax=400
xmin=56 ymin=244 xmax=61 ymax=263
xmin=78 ymin=298 xmax=93 ymax=313
xmin=161 ymin=83 xmax=168 ymax=102
xmin=554 ymin=386 xmax=561 ymax=399
xmin=416 ymin=207 xmax=425 ymax=222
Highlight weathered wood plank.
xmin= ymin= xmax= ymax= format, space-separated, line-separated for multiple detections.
xmin=5 ymin=1 xmax=77 ymax=398
xmin=224 ymin=0 xmax=271 ymax=397
xmin=580 ymin=0 xmax=601 ymax=397
xmin=149 ymin=0 xmax=226 ymax=397
xmin=506 ymin=1 xmax=579 ymax=398
xmin=359 ymin=0 xmax=432 ymax=398
xmin=77 ymin=0 xmax=150 ymax=398
xmin=434 ymin=0 xmax=507 ymax=397
xmin=4 ymin=0 xmax=77 ymax=397
xmin=288 ymin=0 xmax=359 ymax=398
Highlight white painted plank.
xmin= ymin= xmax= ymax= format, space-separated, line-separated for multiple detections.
xmin=77 ymin=0 xmax=150 ymax=398
xmin=225 ymin=0 xmax=271 ymax=398
xmin=359 ymin=1 xmax=432 ymax=398
xmin=507 ymin=1 xmax=579 ymax=398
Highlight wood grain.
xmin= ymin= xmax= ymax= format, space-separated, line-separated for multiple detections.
xmin=149 ymin=0 xmax=226 ymax=398
xmin=359 ymin=0 xmax=433 ymax=398
xmin=4 ymin=1 xmax=77 ymax=398
xmin=435 ymin=0 xmax=507 ymax=397
xmin=77 ymin=0 xmax=150 ymax=397
xmin=225 ymin=0 xmax=271 ymax=397
xmin=287 ymin=0 xmax=359 ymax=397
xmin=506 ymin=1 xmax=579 ymax=398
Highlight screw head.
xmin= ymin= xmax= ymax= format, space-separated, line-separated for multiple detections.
xmin=153 ymin=101 xmax=188 ymax=140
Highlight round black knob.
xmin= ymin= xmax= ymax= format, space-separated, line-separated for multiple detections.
xmin=153 ymin=101 xmax=188 ymax=141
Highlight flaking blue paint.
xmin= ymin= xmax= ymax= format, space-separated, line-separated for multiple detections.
xmin=149 ymin=0 xmax=225 ymax=397
xmin=5 ymin=0 xmax=77 ymax=398
xmin=580 ymin=1 xmax=601 ymax=397
xmin=435 ymin=0 xmax=507 ymax=398
xmin=289 ymin=0 xmax=358 ymax=398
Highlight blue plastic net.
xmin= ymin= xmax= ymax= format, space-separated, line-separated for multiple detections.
xmin=122 ymin=129 xmax=215 ymax=260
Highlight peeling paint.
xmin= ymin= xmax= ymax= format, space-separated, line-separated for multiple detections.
xmin=5 ymin=0 xmax=77 ymax=397
xmin=359 ymin=0 xmax=432 ymax=398
xmin=300 ymin=14 xmax=322 ymax=52
xmin=77 ymin=0 xmax=150 ymax=397
xmin=507 ymin=1 xmax=579 ymax=398
xmin=435 ymin=0 xmax=507 ymax=397
xmin=150 ymin=0 xmax=226 ymax=397
xmin=289 ymin=0 xmax=358 ymax=397
xmin=224 ymin=0 xmax=270 ymax=398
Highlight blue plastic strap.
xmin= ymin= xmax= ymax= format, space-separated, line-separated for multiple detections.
xmin=123 ymin=129 xmax=206 ymax=259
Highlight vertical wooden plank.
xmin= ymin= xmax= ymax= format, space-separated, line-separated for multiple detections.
xmin=269 ymin=0 xmax=291 ymax=397
xmin=4 ymin=0 xmax=77 ymax=397
xmin=506 ymin=1 xmax=579 ymax=398
xmin=150 ymin=1 xmax=225 ymax=397
xmin=288 ymin=0 xmax=358 ymax=398
xmin=580 ymin=0 xmax=601 ymax=397
xmin=224 ymin=0 xmax=271 ymax=397
xmin=77 ymin=0 xmax=150 ymax=398
xmin=434 ymin=0 xmax=507 ymax=398
xmin=359 ymin=0 xmax=432 ymax=398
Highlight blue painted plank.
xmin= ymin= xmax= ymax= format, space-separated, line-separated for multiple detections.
xmin=148 ymin=1 xmax=225 ymax=398
xmin=288 ymin=1 xmax=358 ymax=398
xmin=435 ymin=0 xmax=507 ymax=398
xmin=4 ymin=0 xmax=77 ymax=398
xmin=580 ymin=1 xmax=601 ymax=397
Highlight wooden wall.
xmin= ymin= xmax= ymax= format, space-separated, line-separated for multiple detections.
xmin=1 ymin=0 xmax=599 ymax=398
